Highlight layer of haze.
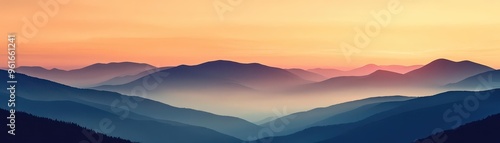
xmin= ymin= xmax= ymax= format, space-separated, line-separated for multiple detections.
xmin=1 ymin=0 xmax=499 ymax=70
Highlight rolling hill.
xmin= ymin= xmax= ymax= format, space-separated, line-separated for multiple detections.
xmin=259 ymin=89 xmax=500 ymax=143
xmin=259 ymin=96 xmax=413 ymax=136
xmin=0 ymin=109 xmax=133 ymax=143
xmin=416 ymin=113 xmax=500 ymax=143
xmin=445 ymin=70 xmax=500 ymax=91
xmin=0 ymin=70 xmax=260 ymax=141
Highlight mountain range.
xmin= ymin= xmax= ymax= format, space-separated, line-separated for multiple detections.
xmin=6 ymin=58 xmax=500 ymax=143
xmin=294 ymin=59 xmax=494 ymax=97
xmin=91 ymin=59 xmax=494 ymax=99
xmin=16 ymin=58 xmax=498 ymax=121
xmin=91 ymin=60 xmax=311 ymax=96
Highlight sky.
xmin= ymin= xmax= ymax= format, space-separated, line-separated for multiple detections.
xmin=1 ymin=0 xmax=499 ymax=70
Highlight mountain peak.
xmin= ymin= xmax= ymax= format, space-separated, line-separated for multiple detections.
xmin=428 ymin=58 xmax=455 ymax=65
xmin=404 ymin=59 xmax=494 ymax=85
xmin=199 ymin=60 xmax=265 ymax=68
xmin=80 ymin=62 xmax=155 ymax=72
xmin=18 ymin=66 xmax=48 ymax=70
xmin=201 ymin=60 xmax=243 ymax=65
xmin=362 ymin=64 xmax=379 ymax=68
xmin=49 ymin=68 xmax=64 ymax=71
xmin=457 ymin=60 xmax=478 ymax=64
xmin=86 ymin=62 xmax=152 ymax=68
xmin=368 ymin=70 xmax=402 ymax=76
xmin=422 ymin=58 xmax=492 ymax=70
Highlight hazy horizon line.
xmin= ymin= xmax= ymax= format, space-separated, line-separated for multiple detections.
xmin=7 ymin=58 xmax=499 ymax=71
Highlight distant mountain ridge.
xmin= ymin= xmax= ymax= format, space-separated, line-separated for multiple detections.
xmin=193 ymin=60 xmax=310 ymax=89
xmin=94 ymin=66 xmax=172 ymax=86
xmin=93 ymin=60 xmax=311 ymax=95
xmin=17 ymin=62 xmax=156 ymax=87
xmin=308 ymin=64 xmax=422 ymax=78
xmin=445 ymin=70 xmax=500 ymax=91
xmin=286 ymin=68 xmax=327 ymax=81
xmin=404 ymin=59 xmax=494 ymax=86
xmin=296 ymin=59 xmax=494 ymax=96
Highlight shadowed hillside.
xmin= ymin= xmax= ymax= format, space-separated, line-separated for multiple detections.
xmin=0 ymin=70 xmax=252 ymax=142
xmin=416 ymin=113 xmax=500 ymax=143
xmin=0 ymin=109 xmax=133 ymax=143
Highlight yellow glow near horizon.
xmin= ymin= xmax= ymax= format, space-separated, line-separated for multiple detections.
xmin=1 ymin=0 xmax=499 ymax=69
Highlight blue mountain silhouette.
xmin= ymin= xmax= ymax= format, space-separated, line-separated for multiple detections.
xmin=0 ymin=109 xmax=132 ymax=143
xmin=0 ymin=70 xmax=254 ymax=142
xmin=446 ymin=70 xmax=500 ymax=90
xmin=416 ymin=113 xmax=500 ymax=143
xmin=259 ymin=89 xmax=500 ymax=143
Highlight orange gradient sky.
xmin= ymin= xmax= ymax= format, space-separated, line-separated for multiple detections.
xmin=1 ymin=0 xmax=499 ymax=70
